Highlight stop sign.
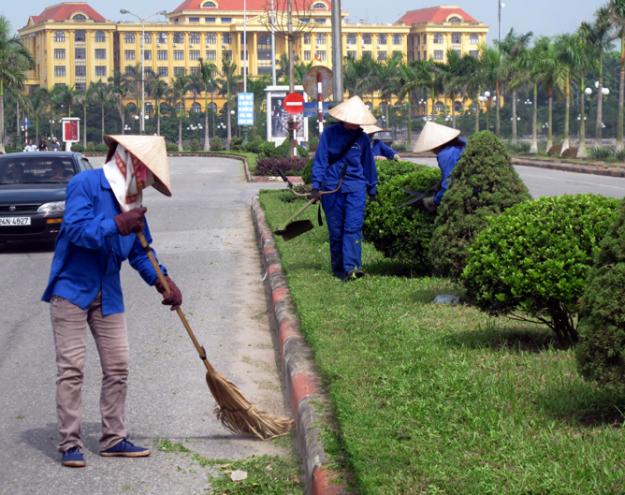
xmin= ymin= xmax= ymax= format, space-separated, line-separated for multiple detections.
xmin=283 ymin=92 xmax=305 ymax=114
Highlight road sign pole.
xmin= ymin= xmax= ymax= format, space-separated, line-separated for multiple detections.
xmin=317 ymin=72 xmax=324 ymax=135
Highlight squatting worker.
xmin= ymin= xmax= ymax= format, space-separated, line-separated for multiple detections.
xmin=362 ymin=124 xmax=400 ymax=161
xmin=413 ymin=121 xmax=467 ymax=212
xmin=310 ymin=96 xmax=378 ymax=281
xmin=42 ymin=135 xmax=183 ymax=468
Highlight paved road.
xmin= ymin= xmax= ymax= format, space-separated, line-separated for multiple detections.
xmin=407 ymin=157 xmax=625 ymax=198
xmin=0 ymin=157 xmax=288 ymax=494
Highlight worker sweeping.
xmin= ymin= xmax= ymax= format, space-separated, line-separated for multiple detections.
xmin=412 ymin=121 xmax=466 ymax=212
xmin=42 ymin=135 xmax=181 ymax=468
xmin=362 ymin=124 xmax=400 ymax=161
xmin=311 ymin=95 xmax=378 ymax=281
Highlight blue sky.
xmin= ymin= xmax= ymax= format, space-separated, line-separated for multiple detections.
xmin=3 ymin=0 xmax=608 ymax=42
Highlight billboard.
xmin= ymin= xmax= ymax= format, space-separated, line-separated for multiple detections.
xmin=62 ymin=118 xmax=80 ymax=143
xmin=265 ymin=86 xmax=308 ymax=145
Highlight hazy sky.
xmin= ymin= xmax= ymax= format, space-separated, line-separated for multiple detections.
xmin=3 ymin=0 xmax=608 ymax=42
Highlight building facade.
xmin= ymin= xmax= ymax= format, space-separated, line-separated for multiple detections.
xmin=19 ymin=2 xmax=488 ymax=111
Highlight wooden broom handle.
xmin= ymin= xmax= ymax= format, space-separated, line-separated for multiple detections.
xmin=280 ymin=181 xmax=343 ymax=226
xmin=137 ymin=232 xmax=215 ymax=374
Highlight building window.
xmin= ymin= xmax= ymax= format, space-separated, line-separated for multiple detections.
xmin=362 ymin=50 xmax=371 ymax=58
xmin=190 ymin=66 xmax=200 ymax=75
xmin=174 ymin=50 xmax=184 ymax=60
xmin=422 ymin=33 xmax=426 ymax=43
xmin=54 ymin=66 xmax=66 ymax=77
xmin=312 ymin=1 xmax=326 ymax=9
xmin=72 ymin=13 xmax=87 ymax=21
xmin=315 ymin=19 xmax=326 ymax=24
xmin=125 ymin=33 xmax=136 ymax=43
xmin=190 ymin=33 xmax=201 ymax=44
xmin=206 ymin=50 xmax=217 ymax=61
xmin=158 ymin=67 xmax=168 ymax=77
xmin=75 ymin=65 xmax=86 ymax=76
xmin=95 ymin=49 xmax=106 ymax=59
xmin=54 ymin=48 xmax=65 ymax=60
xmin=347 ymin=50 xmax=356 ymax=59
xmin=173 ymin=33 xmax=184 ymax=44
xmin=451 ymin=33 xmax=462 ymax=44
xmin=174 ymin=67 xmax=185 ymax=77
xmin=54 ymin=31 xmax=65 ymax=42
xmin=259 ymin=34 xmax=270 ymax=46
xmin=95 ymin=31 xmax=106 ymax=43
xmin=222 ymin=49 xmax=232 ymax=60
xmin=362 ymin=34 xmax=371 ymax=44
xmin=300 ymin=17 xmax=310 ymax=24
xmin=393 ymin=34 xmax=401 ymax=45
xmin=191 ymin=102 xmax=201 ymax=113
xmin=433 ymin=50 xmax=444 ymax=61
xmin=189 ymin=17 xmax=200 ymax=23
xmin=222 ymin=33 xmax=232 ymax=44
xmin=316 ymin=33 xmax=326 ymax=45
xmin=144 ymin=50 xmax=152 ymax=60
xmin=95 ymin=66 xmax=106 ymax=77
xmin=221 ymin=17 xmax=232 ymax=23
xmin=304 ymin=50 xmax=311 ymax=61
xmin=158 ymin=32 xmax=168 ymax=44
xmin=470 ymin=34 xmax=479 ymax=44
xmin=158 ymin=50 xmax=168 ymax=60
xmin=75 ymin=83 xmax=86 ymax=92
xmin=125 ymin=50 xmax=135 ymax=61
xmin=75 ymin=30 xmax=86 ymax=42
xmin=448 ymin=16 xmax=462 ymax=24
xmin=377 ymin=51 xmax=387 ymax=61
xmin=433 ymin=33 xmax=443 ymax=44
xmin=377 ymin=34 xmax=387 ymax=45
xmin=315 ymin=50 xmax=327 ymax=61
xmin=75 ymin=47 xmax=85 ymax=59
xmin=202 ymin=0 xmax=217 ymax=6
xmin=205 ymin=17 xmax=216 ymax=23
xmin=206 ymin=33 xmax=217 ymax=44
xmin=346 ymin=33 xmax=356 ymax=44
xmin=303 ymin=33 xmax=311 ymax=44
xmin=190 ymin=50 xmax=200 ymax=60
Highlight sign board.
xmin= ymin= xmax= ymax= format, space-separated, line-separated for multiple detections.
xmin=265 ymin=85 xmax=309 ymax=146
xmin=303 ymin=66 xmax=333 ymax=100
xmin=237 ymin=92 xmax=254 ymax=126
xmin=62 ymin=118 xmax=80 ymax=143
xmin=303 ymin=102 xmax=332 ymax=118
xmin=283 ymin=92 xmax=305 ymax=114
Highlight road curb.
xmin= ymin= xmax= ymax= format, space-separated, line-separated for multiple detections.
xmin=511 ymin=157 xmax=625 ymax=178
xmin=251 ymin=198 xmax=347 ymax=495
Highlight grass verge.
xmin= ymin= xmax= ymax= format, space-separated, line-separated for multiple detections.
xmin=260 ymin=189 xmax=625 ymax=495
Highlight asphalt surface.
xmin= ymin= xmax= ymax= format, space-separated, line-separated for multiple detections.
xmin=407 ymin=156 xmax=625 ymax=198
xmin=0 ymin=157 xmax=288 ymax=495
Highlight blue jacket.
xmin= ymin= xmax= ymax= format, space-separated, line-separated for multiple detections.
xmin=42 ymin=168 xmax=166 ymax=316
xmin=371 ymin=139 xmax=397 ymax=160
xmin=311 ymin=124 xmax=377 ymax=195
xmin=434 ymin=138 xmax=467 ymax=205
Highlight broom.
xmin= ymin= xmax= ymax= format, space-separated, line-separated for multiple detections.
xmin=137 ymin=232 xmax=294 ymax=440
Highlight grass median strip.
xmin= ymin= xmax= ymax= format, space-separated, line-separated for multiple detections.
xmin=260 ymin=189 xmax=625 ymax=495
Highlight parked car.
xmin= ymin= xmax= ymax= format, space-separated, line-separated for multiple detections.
xmin=0 ymin=152 xmax=93 ymax=243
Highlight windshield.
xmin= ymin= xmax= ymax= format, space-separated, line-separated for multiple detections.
xmin=0 ymin=156 xmax=77 ymax=185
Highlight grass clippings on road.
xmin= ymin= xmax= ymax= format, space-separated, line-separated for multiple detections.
xmin=260 ymin=189 xmax=625 ymax=495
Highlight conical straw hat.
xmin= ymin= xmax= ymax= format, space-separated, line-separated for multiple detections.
xmin=361 ymin=124 xmax=384 ymax=135
xmin=104 ymin=135 xmax=171 ymax=196
xmin=412 ymin=121 xmax=461 ymax=154
xmin=328 ymin=96 xmax=377 ymax=125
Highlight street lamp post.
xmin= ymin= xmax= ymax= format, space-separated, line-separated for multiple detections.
xmin=120 ymin=9 xmax=167 ymax=134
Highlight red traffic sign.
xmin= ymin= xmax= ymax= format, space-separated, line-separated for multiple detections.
xmin=283 ymin=92 xmax=305 ymax=114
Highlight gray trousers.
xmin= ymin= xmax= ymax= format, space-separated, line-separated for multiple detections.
xmin=50 ymin=295 xmax=129 ymax=452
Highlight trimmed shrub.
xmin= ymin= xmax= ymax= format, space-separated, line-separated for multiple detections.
xmin=429 ymin=131 xmax=530 ymax=279
xmin=589 ymin=147 xmax=615 ymax=161
xmin=256 ymin=157 xmax=307 ymax=176
xmin=210 ymin=136 xmax=224 ymax=151
xmin=506 ymin=141 xmax=530 ymax=154
xmin=71 ymin=143 xmax=84 ymax=152
xmin=562 ymin=147 xmax=578 ymax=159
xmin=301 ymin=158 xmax=313 ymax=184
xmin=94 ymin=143 xmax=108 ymax=152
xmin=166 ymin=143 xmax=178 ymax=152
xmin=577 ymin=200 xmax=625 ymax=386
xmin=464 ymin=194 xmax=619 ymax=344
xmin=547 ymin=144 xmax=562 ymax=156
xmin=376 ymin=159 xmax=419 ymax=183
xmin=243 ymin=138 xmax=264 ymax=153
xmin=364 ymin=166 xmax=440 ymax=267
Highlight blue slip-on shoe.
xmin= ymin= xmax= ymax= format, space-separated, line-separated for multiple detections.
xmin=62 ymin=447 xmax=86 ymax=468
xmin=100 ymin=438 xmax=151 ymax=458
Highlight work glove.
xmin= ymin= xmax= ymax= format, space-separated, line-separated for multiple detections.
xmin=309 ymin=188 xmax=321 ymax=202
xmin=155 ymin=276 xmax=183 ymax=310
xmin=114 ymin=207 xmax=147 ymax=235
xmin=421 ymin=196 xmax=438 ymax=214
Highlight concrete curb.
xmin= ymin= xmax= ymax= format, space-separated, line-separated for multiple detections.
xmin=251 ymin=198 xmax=347 ymax=495
xmin=511 ymin=157 xmax=625 ymax=178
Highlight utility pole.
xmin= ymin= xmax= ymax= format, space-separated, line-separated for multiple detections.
xmin=331 ymin=0 xmax=343 ymax=102
xmin=270 ymin=0 xmax=277 ymax=86
xmin=498 ymin=0 xmax=502 ymax=44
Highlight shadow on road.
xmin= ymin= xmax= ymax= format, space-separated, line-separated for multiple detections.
xmin=0 ymin=240 xmax=55 ymax=254
xmin=20 ymin=422 xmax=105 ymax=460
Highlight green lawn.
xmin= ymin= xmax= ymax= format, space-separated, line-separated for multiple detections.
xmin=218 ymin=150 xmax=258 ymax=173
xmin=261 ymin=189 xmax=625 ymax=495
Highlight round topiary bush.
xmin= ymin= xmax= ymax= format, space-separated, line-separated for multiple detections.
xmin=429 ymin=131 xmax=530 ymax=279
xmin=577 ymin=200 xmax=625 ymax=386
xmin=463 ymin=194 xmax=620 ymax=344
xmin=376 ymin=159 xmax=419 ymax=183
xmin=364 ymin=166 xmax=440 ymax=267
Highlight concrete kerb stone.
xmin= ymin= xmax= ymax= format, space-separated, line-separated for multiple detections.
xmin=511 ymin=157 xmax=625 ymax=178
xmin=251 ymin=198 xmax=347 ymax=495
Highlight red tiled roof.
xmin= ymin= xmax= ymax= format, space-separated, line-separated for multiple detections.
xmin=397 ymin=6 xmax=478 ymax=25
xmin=30 ymin=3 xmax=106 ymax=25
xmin=172 ymin=0 xmax=328 ymax=14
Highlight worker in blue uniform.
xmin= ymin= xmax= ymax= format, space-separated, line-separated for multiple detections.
xmin=362 ymin=124 xmax=400 ymax=161
xmin=412 ymin=121 xmax=466 ymax=212
xmin=310 ymin=96 xmax=378 ymax=281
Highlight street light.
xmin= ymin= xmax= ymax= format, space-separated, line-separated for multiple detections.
xmin=120 ymin=9 xmax=168 ymax=134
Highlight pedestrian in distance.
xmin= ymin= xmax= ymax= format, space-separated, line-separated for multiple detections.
xmin=310 ymin=95 xmax=378 ymax=281
xmin=51 ymin=137 xmax=61 ymax=151
xmin=42 ymin=135 xmax=183 ymax=468
xmin=412 ymin=121 xmax=467 ymax=213
xmin=39 ymin=138 xmax=48 ymax=151
xmin=362 ymin=124 xmax=400 ymax=161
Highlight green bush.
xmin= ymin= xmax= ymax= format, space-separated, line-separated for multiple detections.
xmin=301 ymin=158 xmax=313 ymax=184
xmin=577 ymin=200 xmax=625 ymax=385
xmin=189 ymin=139 xmax=201 ymax=152
xmin=94 ymin=143 xmax=108 ymax=153
xmin=364 ymin=166 xmax=440 ymax=267
xmin=376 ymin=159 xmax=419 ymax=183
xmin=210 ymin=136 xmax=224 ymax=151
xmin=429 ymin=131 xmax=530 ymax=279
xmin=590 ymin=147 xmax=615 ymax=161
xmin=616 ymin=149 xmax=625 ymax=161
xmin=166 ymin=143 xmax=178 ymax=152
xmin=464 ymin=194 xmax=619 ymax=344
xmin=71 ymin=143 xmax=84 ymax=152
xmin=506 ymin=141 xmax=530 ymax=154
xmin=243 ymin=138 xmax=264 ymax=153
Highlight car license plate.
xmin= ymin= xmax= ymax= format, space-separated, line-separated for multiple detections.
xmin=0 ymin=216 xmax=31 ymax=226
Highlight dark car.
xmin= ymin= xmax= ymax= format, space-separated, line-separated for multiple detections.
xmin=0 ymin=152 xmax=93 ymax=243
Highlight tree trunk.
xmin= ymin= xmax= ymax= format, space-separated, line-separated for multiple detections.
xmin=83 ymin=103 xmax=87 ymax=149
xmin=495 ymin=79 xmax=501 ymax=136
xmin=0 ymin=80 xmax=5 ymax=153
xmin=578 ymin=78 xmax=587 ymax=158
xmin=617 ymin=37 xmax=625 ymax=152
xmin=561 ymin=75 xmax=570 ymax=153
xmin=226 ymin=100 xmax=232 ymax=150
xmin=101 ymin=103 xmax=105 ymax=143
xmin=530 ymin=83 xmax=538 ymax=154
xmin=596 ymin=72 xmax=603 ymax=142
xmin=511 ymin=89 xmax=518 ymax=143
xmin=547 ymin=91 xmax=553 ymax=151
xmin=16 ymin=99 xmax=21 ymax=147
xmin=451 ymin=95 xmax=456 ymax=128
xmin=156 ymin=99 xmax=161 ymax=136
xmin=203 ymin=96 xmax=210 ymax=151
xmin=407 ymin=100 xmax=412 ymax=146
xmin=178 ymin=116 xmax=183 ymax=152
xmin=474 ymin=90 xmax=480 ymax=133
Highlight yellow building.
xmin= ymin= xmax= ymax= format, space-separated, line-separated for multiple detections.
xmin=19 ymin=2 xmax=488 ymax=112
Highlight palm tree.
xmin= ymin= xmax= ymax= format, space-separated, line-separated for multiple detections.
xmin=217 ymin=57 xmax=240 ymax=150
xmin=344 ymin=53 xmax=378 ymax=101
xmin=89 ymin=81 xmax=110 ymax=143
xmin=438 ymin=50 xmax=464 ymax=128
xmin=527 ymin=38 xmax=551 ymax=153
xmin=375 ymin=53 xmax=404 ymax=127
xmin=169 ymin=74 xmax=188 ymax=151
xmin=196 ymin=58 xmax=217 ymax=150
xmin=479 ymin=46 xmax=501 ymax=133
xmin=30 ymin=87 xmax=50 ymax=145
xmin=147 ymin=72 xmax=168 ymax=136
xmin=554 ymin=34 xmax=578 ymax=153
xmin=0 ymin=16 xmax=34 ymax=153
xmin=576 ymin=24 xmax=599 ymax=158
xmin=109 ymin=70 xmax=130 ymax=133
xmin=75 ymin=88 xmax=90 ymax=148
xmin=51 ymin=84 xmax=78 ymax=118
xmin=125 ymin=63 xmax=143 ymax=112
xmin=608 ymin=0 xmax=625 ymax=151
